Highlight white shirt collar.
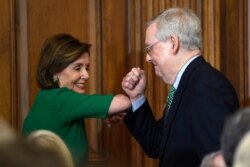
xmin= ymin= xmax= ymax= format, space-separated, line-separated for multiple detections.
xmin=173 ymin=55 xmax=200 ymax=89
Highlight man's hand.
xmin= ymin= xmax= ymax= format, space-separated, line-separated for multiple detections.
xmin=121 ymin=67 xmax=146 ymax=101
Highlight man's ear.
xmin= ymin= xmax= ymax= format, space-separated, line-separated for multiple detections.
xmin=169 ymin=35 xmax=179 ymax=54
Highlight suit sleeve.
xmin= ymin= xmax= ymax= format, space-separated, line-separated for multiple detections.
xmin=124 ymin=100 xmax=165 ymax=158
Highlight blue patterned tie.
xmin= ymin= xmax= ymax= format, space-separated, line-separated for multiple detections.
xmin=167 ymin=85 xmax=176 ymax=111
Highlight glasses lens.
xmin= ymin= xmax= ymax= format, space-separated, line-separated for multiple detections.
xmin=145 ymin=47 xmax=151 ymax=54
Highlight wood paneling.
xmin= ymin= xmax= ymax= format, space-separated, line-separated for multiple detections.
xmin=0 ymin=0 xmax=18 ymax=129
xmin=202 ymin=0 xmax=221 ymax=68
xmin=101 ymin=1 xmax=131 ymax=167
xmin=0 ymin=0 xmax=248 ymax=167
xmin=26 ymin=0 xmax=89 ymax=108
xmin=220 ymin=0 xmax=248 ymax=106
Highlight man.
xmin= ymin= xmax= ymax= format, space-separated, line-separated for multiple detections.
xmin=122 ymin=8 xmax=239 ymax=167
xmin=221 ymin=107 xmax=250 ymax=167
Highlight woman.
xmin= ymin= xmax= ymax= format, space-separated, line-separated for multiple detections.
xmin=22 ymin=33 xmax=131 ymax=166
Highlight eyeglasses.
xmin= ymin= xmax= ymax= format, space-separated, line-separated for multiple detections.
xmin=145 ymin=40 xmax=161 ymax=55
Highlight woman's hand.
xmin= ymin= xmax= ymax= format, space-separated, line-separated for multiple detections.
xmin=105 ymin=112 xmax=127 ymax=128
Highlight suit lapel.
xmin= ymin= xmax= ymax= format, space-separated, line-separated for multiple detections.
xmin=162 ymin=56 xmax=207 ymax=144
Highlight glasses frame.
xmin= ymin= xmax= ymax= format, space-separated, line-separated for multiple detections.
xmin=145 ymin=40 xmax=161 ymax=55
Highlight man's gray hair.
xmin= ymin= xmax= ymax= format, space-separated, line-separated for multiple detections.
xmin=147 ymin=8 xmax=202 ymax=50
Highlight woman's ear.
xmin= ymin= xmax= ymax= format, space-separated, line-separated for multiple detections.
xmin=53 ymin=75 xmax=59 ymax=83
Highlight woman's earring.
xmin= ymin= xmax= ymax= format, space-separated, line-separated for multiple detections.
xmin=53 ymin=75 xmax=59 ymax=83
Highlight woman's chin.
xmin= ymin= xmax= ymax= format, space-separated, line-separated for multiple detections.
xmin=74 ymin=89 xmax=85 ymax=94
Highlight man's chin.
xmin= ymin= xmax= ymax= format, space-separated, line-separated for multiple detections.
xmin=154 ymin=71 xmax=162 ymax=77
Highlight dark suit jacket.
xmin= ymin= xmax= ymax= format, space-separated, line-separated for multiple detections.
xmin=124 ymin=56 xmax=239 ymax=167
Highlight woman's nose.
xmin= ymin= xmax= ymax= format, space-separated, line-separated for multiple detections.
xmin=81 ymin=69 xmax=89 ymax=79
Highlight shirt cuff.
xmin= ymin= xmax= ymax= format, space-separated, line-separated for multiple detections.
xmin=132 ymin=95 xmax=145 ymax=112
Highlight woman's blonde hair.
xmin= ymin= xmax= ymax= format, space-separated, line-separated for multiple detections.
xmin=0 ymin=118 xmax=16 ymax=145
xmin=27 ymin=130 xmax=74 ymax=167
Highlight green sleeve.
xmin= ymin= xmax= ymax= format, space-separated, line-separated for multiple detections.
xmin=51 ymin=88 xmax=114 ymax=123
